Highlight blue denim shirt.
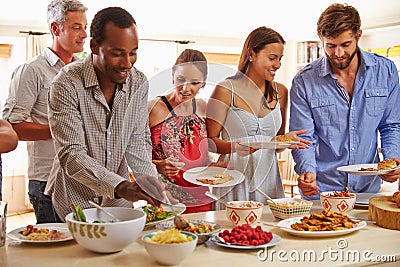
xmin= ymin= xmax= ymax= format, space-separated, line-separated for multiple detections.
xmin=289 ymin=48 xmax=400 ymax=199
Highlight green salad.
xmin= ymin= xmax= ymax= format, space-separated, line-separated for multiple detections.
xmin=142 ymin=205 xmax=174 ymax=223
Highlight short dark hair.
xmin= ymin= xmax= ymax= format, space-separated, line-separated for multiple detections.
xmin=172 ymin=49 xmax=208 ymax=80
xmin=317 ymin=3 xmax=361 ymax=38
xmin=90 ymin=7 xmax=136 ymax=45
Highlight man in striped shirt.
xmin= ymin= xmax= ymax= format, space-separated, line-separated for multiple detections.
xmin=46 ymin=7 xmax=174 ymax=220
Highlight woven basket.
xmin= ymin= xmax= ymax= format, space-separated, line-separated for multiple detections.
xmin=268 ymin=198 xmax=313 ymax=220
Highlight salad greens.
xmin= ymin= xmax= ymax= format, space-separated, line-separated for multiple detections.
xmin=142 ymin=204 xmax=174 ymax=223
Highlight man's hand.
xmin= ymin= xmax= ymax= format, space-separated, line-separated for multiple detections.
xmin=379 ymin=158 xmax=400 ymax=183
xmin=115 ymin=175 xmax=178 ymax=207
xmin=297 ymin=172 xmax=319 ymax=196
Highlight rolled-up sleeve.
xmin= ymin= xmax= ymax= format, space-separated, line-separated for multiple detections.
xmin=3 ymin=64 xmax=37 ymax=123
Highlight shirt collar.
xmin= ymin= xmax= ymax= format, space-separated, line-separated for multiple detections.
xmin=43 ymin=47 xmax=80 ymax=67
xmin=358 ymin=48 xmax=378 ymax=68
xmin=320 ymin=47 xmax=375 ymax=78
xmin=43 ymin=47 xmax=61 ymax=66
xmin=82 ymin=54 xmax=128 ymax=93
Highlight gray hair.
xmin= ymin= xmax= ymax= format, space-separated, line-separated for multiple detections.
xmin=47 ymin=0 xmax=87 ymax=33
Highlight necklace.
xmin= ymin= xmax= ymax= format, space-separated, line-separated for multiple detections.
xmin=178 ymin=116 xmax=199 ymax=153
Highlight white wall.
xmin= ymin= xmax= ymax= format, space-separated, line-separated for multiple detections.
xmin=0 ymin=36 xmax=29 ymax=178
xmin=360 ymin=27 xmax=400 ymax=49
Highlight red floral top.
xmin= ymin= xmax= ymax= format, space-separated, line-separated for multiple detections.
xmin=150 ymin=96 xmax=211 ymax=213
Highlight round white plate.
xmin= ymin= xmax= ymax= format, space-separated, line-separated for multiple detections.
xmin=143 ymin=203 xmax=186 ymax=227
xmin=7 ymin=223 xmax=73 ymax=243
xmin=276 ymin=217 xmax=367 ymax=237
xmin=210 ymin=233 xmax=281 ymax=250
xmin=240 ymin=141 xmax=300 ymax=150
xmin=183 ymin=166 xmax=245 ymax=187
xmin=337 ymin=163 xmax=400 ymax=176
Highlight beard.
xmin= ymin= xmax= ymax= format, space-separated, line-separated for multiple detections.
xmin=327 ymin=47 xmax=358 ymax=70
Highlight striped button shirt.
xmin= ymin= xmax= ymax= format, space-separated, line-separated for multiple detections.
xmin=46 ymin=55 xmax=157 ymax=220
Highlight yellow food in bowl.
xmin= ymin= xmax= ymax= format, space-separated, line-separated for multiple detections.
xmin=142 ymin=230 xmax=197 ymax=265
xmin=144 ymin=229 xmax=194 ymax=244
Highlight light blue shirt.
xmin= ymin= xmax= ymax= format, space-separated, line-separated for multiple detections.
xmin=289 ymin=48 xmax=400 ymax=199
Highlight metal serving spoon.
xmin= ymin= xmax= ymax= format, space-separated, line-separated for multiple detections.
xmin=205 ymin=191 xmax=230 ymax=206
xmin=255 ymin=188 xmax=276 ymax=204
xmin=163 ymin=192 xmax=189 ymax=229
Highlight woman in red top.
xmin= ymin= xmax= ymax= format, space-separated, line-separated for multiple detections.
xmin=148 ymin=49 xmax=217 ymax=213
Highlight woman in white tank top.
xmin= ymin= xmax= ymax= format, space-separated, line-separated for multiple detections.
xmin=206 ymin=27 xmax=311 ymax=209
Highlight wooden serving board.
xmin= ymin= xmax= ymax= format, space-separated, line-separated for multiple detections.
xmin=368 ymin=196 xmax=400 ymax=230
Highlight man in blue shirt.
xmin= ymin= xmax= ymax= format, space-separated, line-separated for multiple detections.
xmin=289 ymin=3 xmax=400 ymax=199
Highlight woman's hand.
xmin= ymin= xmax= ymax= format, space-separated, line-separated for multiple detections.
xmin=233 ymin=140 xmax=259 ymax=157
xmin=209 ymin=160 xmax=233 ymax=169
xmin=154 ymin=158 xmax=185 ymax=178
xmin=286 ymin=129 xmax=312 ymax=149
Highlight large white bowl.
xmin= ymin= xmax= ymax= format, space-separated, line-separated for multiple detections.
xmin=225 ymin=200 xmax=264 ymax=226
xmin=142 ymin=231 xmax=197 ymax=265
xmin=320 ymin=191 xmax=356 ymax=214
xmin=65 ymin=207 xmax=146 ymax=253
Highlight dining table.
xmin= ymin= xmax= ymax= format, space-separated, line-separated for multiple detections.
xmin=1 ymin=200 xmax=400 ymax=267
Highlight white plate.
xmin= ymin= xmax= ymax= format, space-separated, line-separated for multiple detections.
xmin=240 ymin=141 xmax=300 ymax=150
xmin=144 ymin=203 xmax=186 ymax=227
xmin=276 ymin=217 xmax=367 ymax=237
xmin=183 ymin=166 xmax=245 ymax=187
xmin=337 ymin=163 xmax=400 ymax=176
xmin=7 ymin=223 xmax=73 ymax=243
xmin=210 ymin=233 xmax=281 ymax=250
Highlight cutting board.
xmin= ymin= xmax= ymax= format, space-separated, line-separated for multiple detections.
xmin=368 ymin=196 xmax=400 ymax=230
